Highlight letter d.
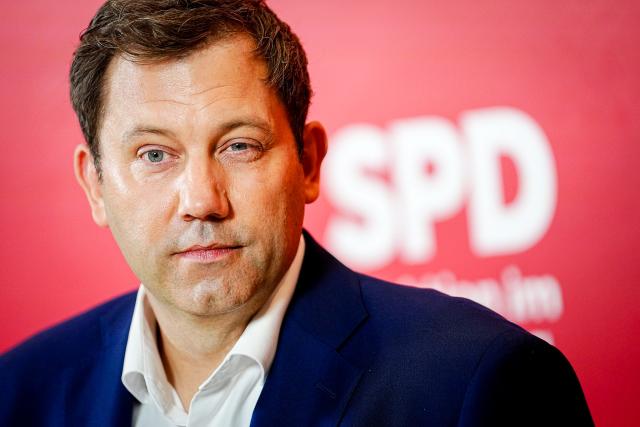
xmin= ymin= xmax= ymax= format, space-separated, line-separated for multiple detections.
xmin=462 ymin=107 xmax=557 ymax=256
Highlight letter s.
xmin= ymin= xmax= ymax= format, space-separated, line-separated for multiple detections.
xmin=323 ymin=124 xmax=395 ymax=270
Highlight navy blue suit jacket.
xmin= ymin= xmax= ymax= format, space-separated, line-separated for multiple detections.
xmin=1 ymin=233 xmax=593 ymax=426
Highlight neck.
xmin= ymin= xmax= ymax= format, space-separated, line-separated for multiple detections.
xmin=147 ymin=294 xmax=258 ymax=410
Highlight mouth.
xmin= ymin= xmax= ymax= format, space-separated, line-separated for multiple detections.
xmin=174 ymin=244 xmax=242 ymax=263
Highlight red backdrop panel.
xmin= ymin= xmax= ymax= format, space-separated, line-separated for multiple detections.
xmin=1 ymin=1 xmax=638 ymax=425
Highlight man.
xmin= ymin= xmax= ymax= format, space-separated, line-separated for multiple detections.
xmin=0 ymin=0 xmax=593 ymax=426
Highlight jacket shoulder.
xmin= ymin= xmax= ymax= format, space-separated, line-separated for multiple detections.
xmin=341 ymin=275 xmax=593 ymax=425
xmin=357 ymin=273 xmax=526 ymax=344
xmin=0 ymin=291 xmax=137 ymax=373
xmin=0 ymin=291 xmax=137 ymax=426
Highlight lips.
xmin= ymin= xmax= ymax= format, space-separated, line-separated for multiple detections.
xmin=175 ymin=244 xmax=241 ymax=262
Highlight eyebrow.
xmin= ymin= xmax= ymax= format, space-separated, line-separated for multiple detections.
xmin=122 ymin=126 xmax=177 ymax=143
xmin=121 ymin=117 xmax=274 ymax=144
xmin=220 ymin=117 xmax=273 ymax=136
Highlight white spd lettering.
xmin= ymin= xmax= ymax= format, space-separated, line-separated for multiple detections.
xmin=323 ymin=107 xmax=557 ymax=270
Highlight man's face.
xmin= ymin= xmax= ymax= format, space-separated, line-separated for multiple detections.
xmin=76 ymin=35 xmax=325 ymax=317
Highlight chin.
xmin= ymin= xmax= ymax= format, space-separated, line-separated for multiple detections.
xmin=180 ymin=279 xmax=256 ymax=316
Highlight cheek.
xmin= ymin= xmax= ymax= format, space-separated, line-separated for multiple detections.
xmin=230 ymin=160 xmax=305 ymax=224
xmin=104 ymin=200 xmax=151 ymax=258
xmin=104 ymin=197 xmax=176 ymax=289
xmin=101 ymin=174 xmax=176 ymax=261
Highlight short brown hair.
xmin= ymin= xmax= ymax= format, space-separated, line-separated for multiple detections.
xmin=70 ymin=0 xmax=312 ymax=172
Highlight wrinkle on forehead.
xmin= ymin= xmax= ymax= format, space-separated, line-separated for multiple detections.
xmin=189 ymin=84 xmax=235 ymax=98
xmin=138 ymin=85 xmax=238 ymax=107
xmin=195 ymin=93 xmax=249 ymax=112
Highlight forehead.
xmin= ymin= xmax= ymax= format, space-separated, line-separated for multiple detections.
xmin=100 ymin=34 xmax=280 ymax=135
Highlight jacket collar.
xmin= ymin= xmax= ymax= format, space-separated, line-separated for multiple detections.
xmin=251 ymin=230 xmax=368 ymax=426
xmin=289 ymin=230 xmax=368 ymax=349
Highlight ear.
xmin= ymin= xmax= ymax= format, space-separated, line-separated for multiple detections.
xmin=301 ymin=121 xmax=328 ymax=204
xmin=74 ymin=144 xmax=108 ymax=227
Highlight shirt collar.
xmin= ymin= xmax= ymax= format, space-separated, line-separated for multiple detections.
xmin=121 ymin=235 xmax=305 ymax=409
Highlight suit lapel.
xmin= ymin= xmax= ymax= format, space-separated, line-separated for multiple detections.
xmin=251 ymin=231 xmax=368 ymax=426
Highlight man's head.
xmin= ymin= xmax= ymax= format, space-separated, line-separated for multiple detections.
xmin=70 ymin=0 xmax=312 ymax=175
xmin=71 ymin=0 xmax=327 ymax=319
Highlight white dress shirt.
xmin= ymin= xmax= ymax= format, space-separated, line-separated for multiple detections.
xmin=121 ymin=236 xmax=305 ymax=427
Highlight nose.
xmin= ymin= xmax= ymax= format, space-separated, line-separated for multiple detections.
xmin=178 ymin=158 xmax=230 ymax=221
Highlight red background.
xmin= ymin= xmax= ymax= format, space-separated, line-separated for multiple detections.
xmin=1 ymin=1 xmax=639 ymax=425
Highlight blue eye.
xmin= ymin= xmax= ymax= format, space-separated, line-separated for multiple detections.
xmin=229 ymin=142 xmax=249 ymax=151
xmin=145 ymin=150 xmax=164 ymax=162
xmin=220 ymin=140 xmax=263 ymax=162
